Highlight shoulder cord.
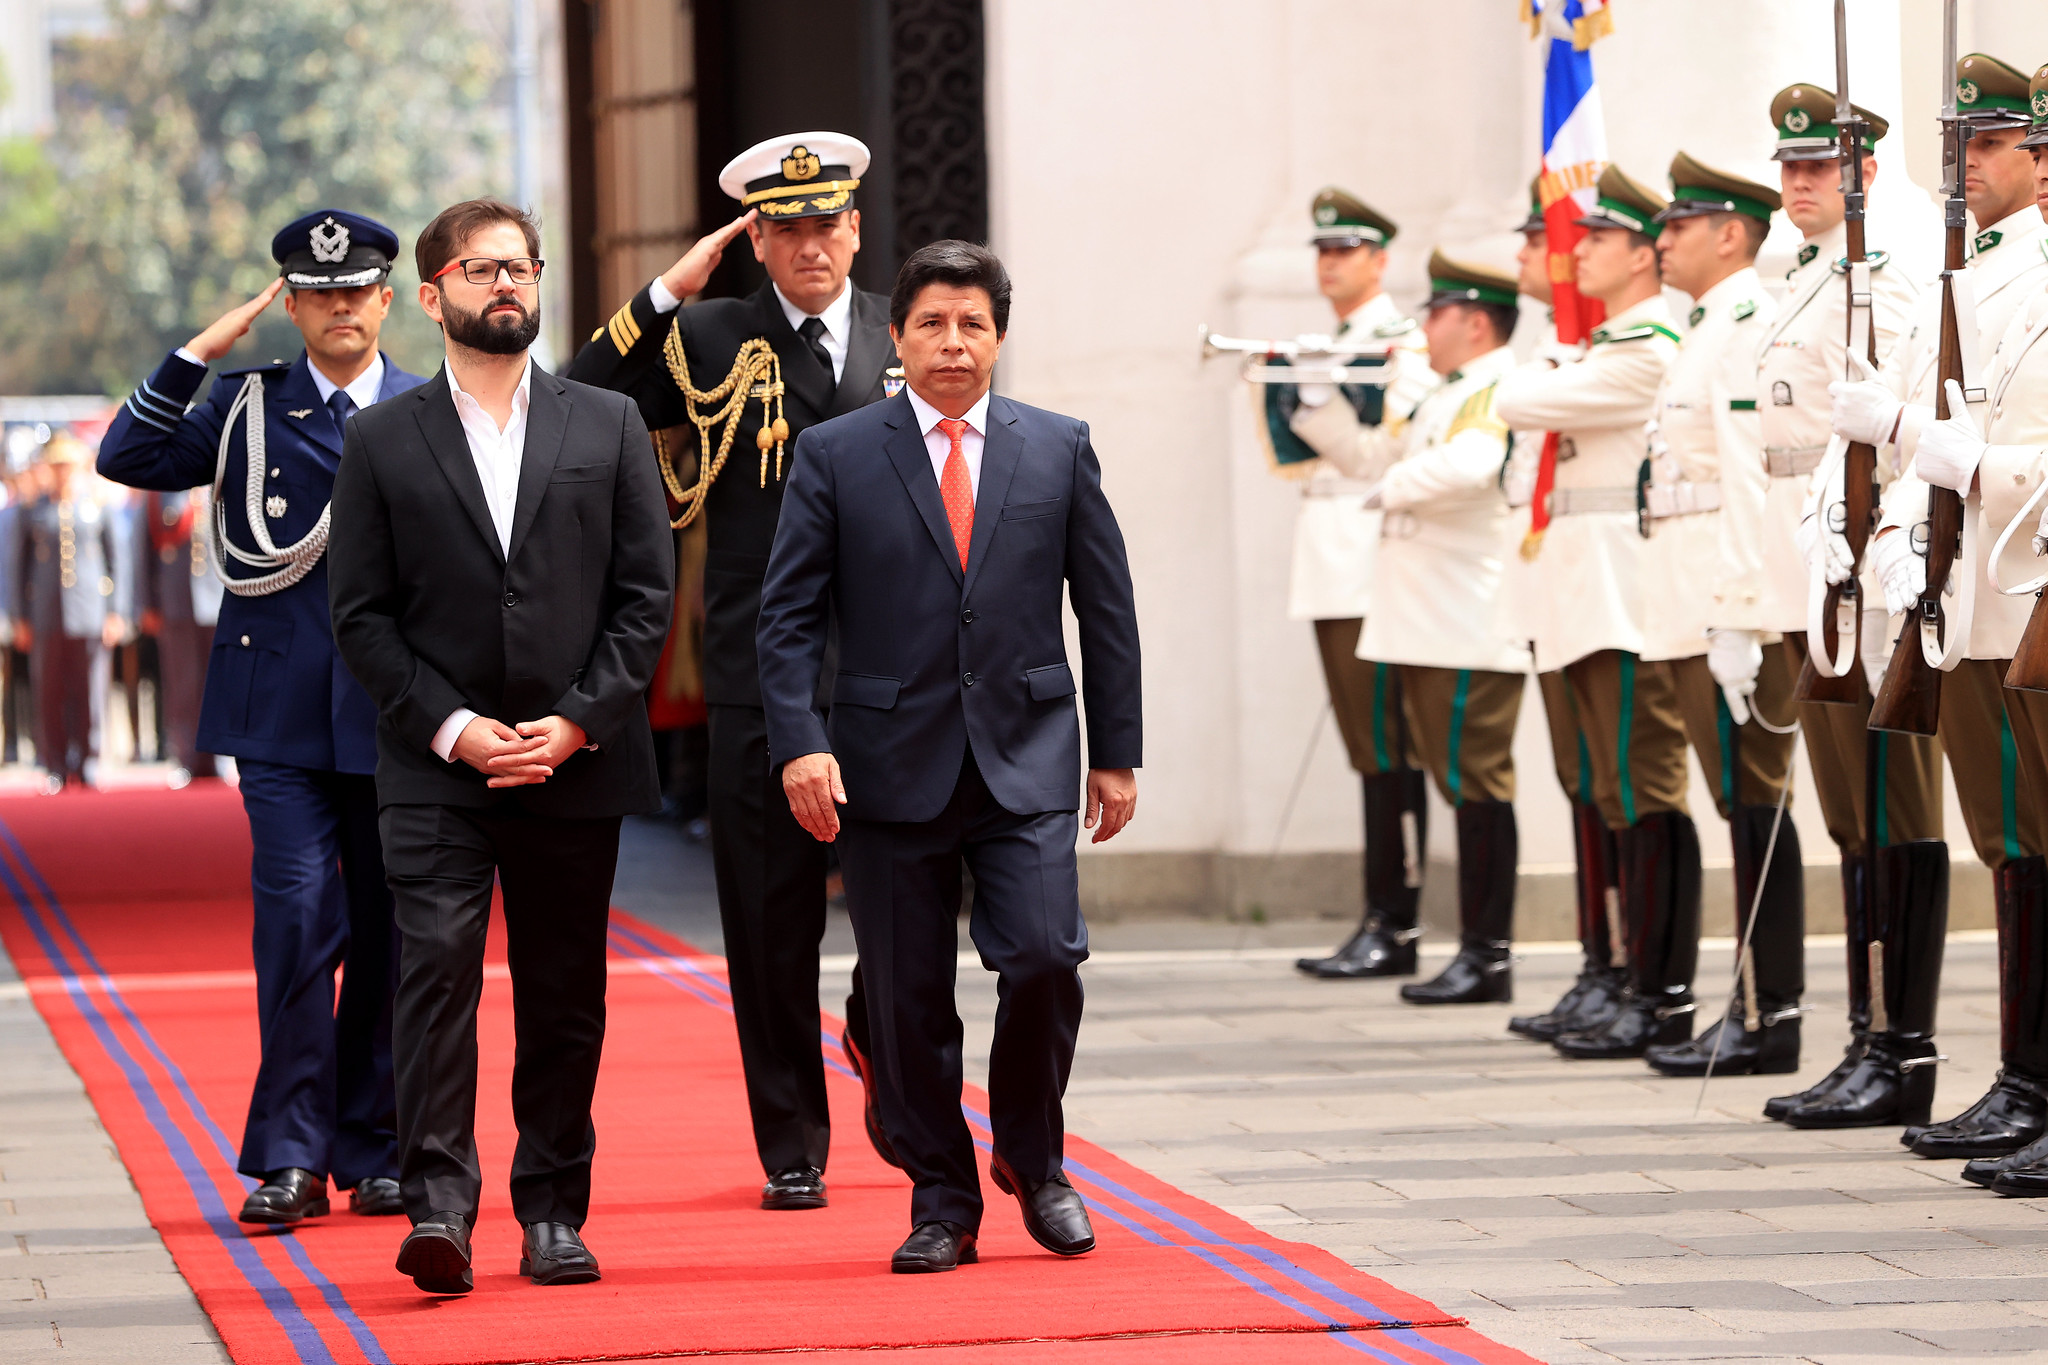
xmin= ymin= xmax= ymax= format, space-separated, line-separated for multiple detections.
xmin=656 ymin=320 xmax=786 ymax=529
xmin=210 ymin=374 xmax=332 ymax=596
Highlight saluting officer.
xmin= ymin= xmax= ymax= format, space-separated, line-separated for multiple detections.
xmin=1495 ymin=166 xmax=1701 ymax=1062
xmin=563 ymin=132 xmax=896 ymax=1211
xmin=134 ymin=489 xmax=224 ymax=785
xmin=1821 ymin=53 xmax=2048 ymax=1134
xmin=1284 ymin=189 xmax=1437 ymax=982
xmin=98 ymin=210 xmax=426 ymax=1224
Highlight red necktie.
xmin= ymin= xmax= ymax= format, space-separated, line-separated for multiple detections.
xmin=937 ymin=417 xmax=973 ymax=570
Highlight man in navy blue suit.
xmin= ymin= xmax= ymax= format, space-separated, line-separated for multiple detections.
xmin=97 ymin=209 xmax=426 ymax=1227
xmin=759 ymin=240 xmax=1143 ymax=1274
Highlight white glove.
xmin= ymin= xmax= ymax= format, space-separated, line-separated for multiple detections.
xmin=1294 ymin=383 xmax=1335 ymax=409
xmin=1828 ymin=352 xmax=1904 ymax=447
xmin=1706 ymin=628 xmax=1763 ymax=726
xmin=1869 ymin=528 xmax=1926 ymax=616
xmin=1801 ymin=462 xmax=1859 ymax=586
xmin=1913 ymin=379 xmax=1987 ymax=493
xmin=1533 ymin=337 xmax=1586 ymax=368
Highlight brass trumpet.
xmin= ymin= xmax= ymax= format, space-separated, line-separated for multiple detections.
xmin=1197 ymin=324 xmax=1394 ymax=386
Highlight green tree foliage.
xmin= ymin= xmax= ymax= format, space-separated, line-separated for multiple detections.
xmin=0 ymin=0 xmax=502 ymax=394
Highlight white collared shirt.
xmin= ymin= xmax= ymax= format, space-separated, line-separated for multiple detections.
xmin=307 ymin=352 xmax=385 ymax=412
xmin=645 ymin=275 xmax=852 ymax=383
xmin=905 ymin=385 xmax=991 ymax=500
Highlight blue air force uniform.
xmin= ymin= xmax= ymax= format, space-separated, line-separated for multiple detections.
xmin=96 ymin=211 xmax=425 ymax=1210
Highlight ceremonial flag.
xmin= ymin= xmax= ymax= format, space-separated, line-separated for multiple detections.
xmin=1521 ymin=0 xmax=1613 ymax=558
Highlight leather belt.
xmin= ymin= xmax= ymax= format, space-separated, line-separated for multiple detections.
xmin=1547 ymin=487 xmax=1637 ymax=516
xmin=1643 ymin=481 xmax=1722 ymax=519
xmin=1765 ymin=445 xmax=1826 ymax=478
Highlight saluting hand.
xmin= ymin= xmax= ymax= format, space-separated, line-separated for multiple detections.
xmin=658 ymin=211 xmax=759 ymax=304
xmin=184 ymin=279 xmax=286 ymax=364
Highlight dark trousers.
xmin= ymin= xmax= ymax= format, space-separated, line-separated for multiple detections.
xmin=839 ymin=752 xmax=1086 ymax=1233
xmin=235 ymin=761 xmax=398 ymax=1186
xmin=708 ymin=702 xmax=869 ymax=1175
xmin=32 ymin=635 xmax=94 ymax=777
xmin=156 ymin=619 xmax=216 ymax=776
xmin=380 ymin=801 xmax=620 ymax=1227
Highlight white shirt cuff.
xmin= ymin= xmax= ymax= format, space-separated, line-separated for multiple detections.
xmin=648 ymin=277 xmax=681 ymax=314
xmin=173 ymin=346 xmax=206 ymax=367
xmin=432 ymin=708 xmax=479 ymax=761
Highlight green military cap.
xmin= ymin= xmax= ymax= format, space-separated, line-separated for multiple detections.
xmin=2021 ymin=62 xmax=2048 ymax=150
xmin=1575 ymin=164 xmax=1668 ymax=238
xmin=1517 ymin=174 xmax=1546 ymax=236
xmin=1656 ymin=151 xmax=1782 ymax=225
xmin=1770 ymin=83 xmax=1889 ymax=161
xmin=1309 ymin=187 xmax=1396 ymax=248
xmin=1425 ymin=248 xmax=1520 ymax=309
xmin=1956 ymin=53 xmax=2033 ymax=128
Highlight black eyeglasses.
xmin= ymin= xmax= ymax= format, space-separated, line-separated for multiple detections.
xmin=433 ymin=257 xmax=545 ymax=286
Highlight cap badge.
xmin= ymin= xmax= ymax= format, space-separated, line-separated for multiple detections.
xmin=309 ymin=217 xmax=350 ymax=264
xmin=2033 ymin=90 xmax=2048 ymax=118
xmin=1784 ymin=108 xmax=1811 ymax=134
xmin=781 ymin=146 xmax=821 ymax=181
xmin=1958 ymin=79 xmax=1980 ymax=105
xmin=1314 ymin=203 xmax=1338 ymax=225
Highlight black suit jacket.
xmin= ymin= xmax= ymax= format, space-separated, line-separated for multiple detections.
xmin=562 ymin=281 xmax=894 ymax=705
xmin=758 ymin=392 xmax=1142 ymax=824
xmin=328 ymin=367 xmax=675 ymax=817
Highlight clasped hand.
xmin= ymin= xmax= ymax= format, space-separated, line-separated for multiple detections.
xmin=453 ymin=714 xmax=587 ymax=788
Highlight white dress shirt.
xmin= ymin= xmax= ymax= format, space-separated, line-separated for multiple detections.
xmin=430 ymin=360 xmax=534 ymax=761
xmin=646 ymin=276 xmax=851 ymax=383
xmin=906 ymin=385 xmax=991 ymax=500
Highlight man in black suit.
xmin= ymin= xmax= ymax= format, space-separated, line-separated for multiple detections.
xmin=563 ymin=131 xmax=897 ymax=1211
xmin=759 ymin=241 xmax=1143 ymax=1273
xmin=329 ymin=198 xmax=674 ymax=1294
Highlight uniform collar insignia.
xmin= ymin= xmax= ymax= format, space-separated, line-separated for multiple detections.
xmin=1975 ymin=229 xmax=2005 ymax=255
xmin=1688 ymin=305 xmax=1706 ymax=327
xmin=1797 ymin=243 xmax=1820 ymax=268
xmin=287 ymin=408 xmax=314 ymax=419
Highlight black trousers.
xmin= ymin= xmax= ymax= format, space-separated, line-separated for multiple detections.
xmin=32 ymin=634 xmax=95 ymax=777
xmin=708 ymin=703 xmax=869 ymax=1175
xmin=156 ymin=619 xmax=216 ymax=776
xmin=380 ymin=801 xmax=621 ymax=1227
xmin=838 ymin=752 xmax=1086 ymax=1232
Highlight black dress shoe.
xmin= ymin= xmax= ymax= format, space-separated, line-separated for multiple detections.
xmin=521 ymin=1221 xmax=601 ymax=1285
xmin=841 ymin=1027 xmax=903 ymax=1170
xmin=396 ymin=1212 xmax=473 ymax=1295
xmin=349 ymin=1177 xmax=404 ymax=1216
xmin=1765 ymin=1036 xmax=1867 ymax=1121
xmin=892 ymin=1221 xmax=977 ymax=1273
xmin=761 ymin=1166 xmax=827 ymax=1210
xmin=1553 ymin=994 xmax=1693 ymax=1060
xmin=238 ymin=1168 xmax=329 ymax=1225
xmin=1295 ymin=925 xmax=1418 ymax=979
xmin=1909 ymin=1069 xmax=2048 ymax=1160
xmin=1508 ymin=967 xmax=1625 ymax=1041
xmin=1399 ymin=946 xmax=1511 ymax=1005
xmin=1781 ymin=1034 xmax=1938 ymax=1129
xmin=990 ymin=1153 xmax=1095 ymax=1256
xmin=1644 ymin=1011 xmax=1800 ymax=1078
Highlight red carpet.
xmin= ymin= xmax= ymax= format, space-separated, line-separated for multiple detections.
xmin=0 ymin=787 xmax=1534 ymax=1364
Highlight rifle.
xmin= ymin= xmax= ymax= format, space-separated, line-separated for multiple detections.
xmin=1869 ymin=0 xmax=1973 ymax=736
xmin=1798 ymin=0 xmax=1877 ymax=707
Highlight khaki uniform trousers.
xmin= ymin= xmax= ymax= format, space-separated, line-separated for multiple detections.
xmin=1315 ymin=618 xmax=1412 ymax=775
xmin=1538 ymin=670 xmax=1597 ymax=804
xmin=1667 ymin=649 xmax=1798 ymax=821
xmin=1940 ymin=658 xmax=2048 ymax=870
xmin=1562 ymin=650 xmax=1692 ymax=832
xmin=1782 ymin=634 xmax=1943 ymax=854
xmin=1399 ymin=666 xmax=1522 ymax=806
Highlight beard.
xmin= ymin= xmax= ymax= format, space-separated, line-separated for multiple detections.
xmin=441 ymin=292 xmax=541 ymax=355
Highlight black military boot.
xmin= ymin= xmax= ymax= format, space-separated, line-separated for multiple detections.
xmin=1297 ymin=771 xmax=1426 ymax=978
xmin=1647 ymin=804 xmax=1804 ymax=1077
xmin=1403 ymin=802 xmax=1515 ymax=1005
xmin=1908 ymin=855 xmax=2048 ymax=1158
xmin=1785 ymin=840 xmax=1947 ymax=1129
xmin=1556 ymin=812 xmax=1702 ymax=1059
xmin=1768 ymin=853 xmax=1873 ymax=1120
xmin=1511 ymin=802 xmax=1626 ymax=1040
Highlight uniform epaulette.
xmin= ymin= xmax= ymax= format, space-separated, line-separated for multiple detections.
xmin=1831 ymin=249 xmax=1890 ymax=274
xmin=1593 ymin=322 xmax=1682 ymax=345
xmin=1732 ymin=300 xmax=1758 ymax=322
xmin=1445 ymin=382 xmax=1508 ymax=442
xmin=1372 ymin=317 xmax=1418 ymax=339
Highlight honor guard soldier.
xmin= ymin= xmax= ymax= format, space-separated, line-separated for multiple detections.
xmin=1627 ymin=155 xmax=1808 ymax=1078
xmin=1293 ymin=250 xmax=1530 ymax=1002
xmin=1940 ymin=61 xmax=2048 ymax=1193
xmin=98 ymin=209 xmax=425 ymax=1223
xmin=7 ymin=433 xmax=132 ymax=791
xmin=1823 ymin=53 xmax=2048 ymax=1132
xmin=563 ymin=131 xmax=897 ymax=1210
xmin=1284 ymin=189 xmax=1437 ymax=982
xmin=1495 ymin=166 xmax=1702 ymax=1060
xmin=134 ymin=489 xmax=224 ymax=785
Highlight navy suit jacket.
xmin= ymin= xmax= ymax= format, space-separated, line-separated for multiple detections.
xmin=758 ymin=390 xmax=1141 ymax=824
xmin=98 ymin=350 xmax=425 ymax=773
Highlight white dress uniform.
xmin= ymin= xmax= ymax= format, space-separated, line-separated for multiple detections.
xmin=1980 ymin=284 xmax=2048 ymax=616
xmin=1284 ymin=293 xmax=1433 ymax=622
xmin=1494 ymin=295 xmax=1684 ymax=673
xmin=1640 ymin=267 xmax=1776 ymax=661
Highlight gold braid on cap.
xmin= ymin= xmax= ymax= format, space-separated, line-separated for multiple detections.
xmin=656 ymin=322 xmax=788 ymax=529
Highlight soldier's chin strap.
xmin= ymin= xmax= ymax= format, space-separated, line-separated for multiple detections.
xmin=211 ymin=374 xmax=332 ymax=596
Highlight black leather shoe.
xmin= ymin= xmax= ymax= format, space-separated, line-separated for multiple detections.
xmin=1509 ymin=967 xmax=1626 ymax=1041
xmin=1781 ymin=1034 xmax=1938 ymax=1129
xmin=349 ymin=1177 xmax=404 ymax=1216
xmin=892 ymin=1221 xmax=977 ymax=1273
xmin=520 ymin=1221 xmax=601 ymax=1285
xmin=990 ymin=1153 xmax=1095 ymax=1256
xmin=1644 ymin=1010 xmax=1800 ymax=1078
xmin=238 ymin=1168 xmax=329 ymax=1225
xmin=396 ymin=1212 xmax=473 ymax=1295
xmin=1400 ymin=946 xmax=1511 ymax=1005
xmin=1554 ymin=994 xmax=1693 ymax=1060
xmin=1909 ymin=1070 xmax=2048 ymax=1159
xmin=1964 ymin=1142 xmax=2033 ymax=1188
xmin=841 ymin=1027 xmax=903 ymax=1169
xmin=1295 ymin=925 xmax=1418 ymax=979
xmin=1765 ymin=1036 xmax=1867 ymax=1121
xmin=761 ymin=1166 xmax=827 ymax=1210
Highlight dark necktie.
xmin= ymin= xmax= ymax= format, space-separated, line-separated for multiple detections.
xmin=797 ymin=316 xmax=836 ymax=399
xmin=327 ymin=388 xmax=357 ymax=443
